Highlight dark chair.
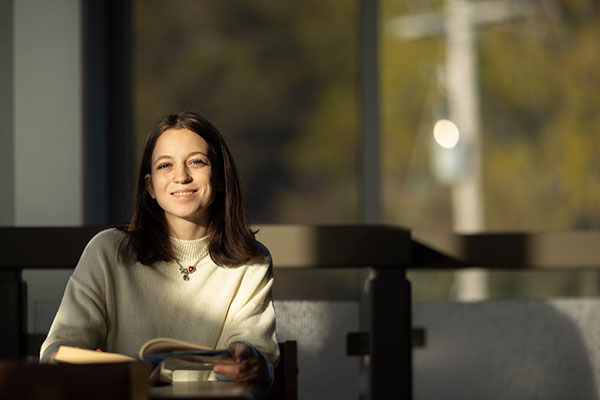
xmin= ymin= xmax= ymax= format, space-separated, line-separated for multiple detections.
xmin=264 ymin=341 xmax=298 ymax=400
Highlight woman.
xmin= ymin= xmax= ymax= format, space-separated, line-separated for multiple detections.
xmin=40 ymin=111 xmax=278 ymax=384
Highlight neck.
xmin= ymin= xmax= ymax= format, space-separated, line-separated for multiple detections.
xmin=167 ymin=218 xmax=209 ymax=240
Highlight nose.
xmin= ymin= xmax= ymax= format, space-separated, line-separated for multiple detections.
xmin=173 ymin=163 xmax=192 ymax=184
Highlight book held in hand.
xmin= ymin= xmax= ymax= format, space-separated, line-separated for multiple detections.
xmin=54 ymin=337 xmax=234 ymax=384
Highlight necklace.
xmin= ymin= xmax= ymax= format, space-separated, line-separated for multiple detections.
xmin=175 ymin=247 xmax=209 ymax=281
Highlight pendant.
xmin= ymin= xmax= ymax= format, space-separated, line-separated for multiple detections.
xmin=181 ymin=266 xmax=196 ymax=281
xmin=178 ymin=260 xmax=199 ymax=282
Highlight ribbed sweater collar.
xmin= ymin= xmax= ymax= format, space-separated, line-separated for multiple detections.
xmin=169 ymin=236 xmax=209 ymax=262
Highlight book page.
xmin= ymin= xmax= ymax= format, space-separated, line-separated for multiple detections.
xmin=139 ymin=337 xmax=233 ymax=369
xmin=138 ymin=337 xmax=212 ymax=357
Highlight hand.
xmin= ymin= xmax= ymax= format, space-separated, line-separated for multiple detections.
xmin=48 ymin=348 xmax=100 ymax=364
xmin=212 ymin=342 xmax=267 ymax=382
xmin=48 ymin=351 xmax=58 ymax=364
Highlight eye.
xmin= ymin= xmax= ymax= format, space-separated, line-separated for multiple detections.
xmin=190 ymin=159 xmax=208 ymax=166
xmin=156 ymin=162 xmax=172 ymax=170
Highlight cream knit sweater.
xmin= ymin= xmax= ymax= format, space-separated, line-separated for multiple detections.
xmin=40 ymin=228 xmax=279 ymax=380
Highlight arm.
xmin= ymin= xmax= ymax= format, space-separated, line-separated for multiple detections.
xmin=214 ymin=251 xmax=279 ymax=383
xmin=40 ymin=233 xmax=111 ymax=362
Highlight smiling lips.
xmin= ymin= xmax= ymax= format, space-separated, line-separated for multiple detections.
xmin=172 ymin=190 xmax=197 ymax=198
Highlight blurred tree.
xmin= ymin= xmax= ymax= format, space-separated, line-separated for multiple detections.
xmin=134 ymin=0 xmax=600 ymax=298
xmin=133 ymin=0 xmax=358 ymax=224
xmin=480 ymin=0 xmax=600 ymax=230
xmin=382 ymin=0 xmax=600 ymax=299
xmin=381 ymin=0 xmax=600 ymax=231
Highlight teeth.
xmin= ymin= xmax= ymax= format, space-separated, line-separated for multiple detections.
xmin=173 ymin=191 xmax=194 ymax=196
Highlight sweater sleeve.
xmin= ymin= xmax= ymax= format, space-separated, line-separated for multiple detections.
xmin=218 ymin=249 xmax=280 ymax=369
xmin=39 ymin=231 xmax=112 ymax=362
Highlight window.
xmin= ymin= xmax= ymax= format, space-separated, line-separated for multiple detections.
xmin=382 ymin=0 xmax=600 ymax=299
xmin=381 ymin=0 xmax=600 ymax=231
xmin=133 ymin=0 xmax=359 ymax=224
xmin=133 ymin=0 xmax=600 ymax=299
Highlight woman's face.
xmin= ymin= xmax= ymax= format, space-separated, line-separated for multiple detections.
xmin=145 ymin=128 xmax=216 ymax=234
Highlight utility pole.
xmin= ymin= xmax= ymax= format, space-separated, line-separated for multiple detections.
xmin=446 ymin=0 xmax=484 ymax=232
xmin=389 ymin=0 xmax=537 ymax=300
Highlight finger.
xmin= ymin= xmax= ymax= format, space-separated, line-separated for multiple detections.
xmin=216 ymin=367 xmax=259 ymax=382
xmin=48 ymin=351 xmax=58 ymax=364
xmin=235 ymin=366 xmax=261 ymax=382
xmin=213 ymin=360 xmax=259 ymax=381
xmin=213 ymin=361 xmax=249 ymax=375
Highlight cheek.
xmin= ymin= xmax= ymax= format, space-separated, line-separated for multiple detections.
xmin=150 ymin=175 xmax=171 ymax=199
xmin=199 ymin=182 xmax=215 ymax=197
xmin=198 ymin=181 xmax=217 ymax=204
xmin=200 ymin=171 xmax=215 ymax=190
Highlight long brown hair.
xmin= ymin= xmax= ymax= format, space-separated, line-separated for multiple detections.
xmin=119 ymin=111 xmax=261 ymax=266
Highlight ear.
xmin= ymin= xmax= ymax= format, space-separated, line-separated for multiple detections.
xmin=145 ymin=174 xmax=156 ymax=199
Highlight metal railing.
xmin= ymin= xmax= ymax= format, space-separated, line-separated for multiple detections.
xmin=2 ymin=226 xmax=599 ymax=399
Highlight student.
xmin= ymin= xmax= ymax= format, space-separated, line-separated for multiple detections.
xmin=40 ymin=111 xmax=279 ymax=383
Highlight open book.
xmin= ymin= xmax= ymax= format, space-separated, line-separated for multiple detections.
xmin=54 ymin=337 xmax=233 ymax=384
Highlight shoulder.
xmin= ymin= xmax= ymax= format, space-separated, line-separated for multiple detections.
xmin=222 ymin=241 xmax=272 ymax=269
xmin=80 ymin=228 xmax=128 ymax=259
xmin=233 ymin=242 xmax=272 ymax=278
xmin=71 ymin=228 xmax=129 ymax=284
xmin=249 ymin=241 xmax=272 ymax=268
xmin=86 ymin=227 xmax=127 ymax=248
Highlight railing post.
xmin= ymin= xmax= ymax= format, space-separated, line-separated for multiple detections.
xmin=367 ymin=268 xmax=412 ymax=399
xmin=0 ymin=269 xmax=24 ymax=359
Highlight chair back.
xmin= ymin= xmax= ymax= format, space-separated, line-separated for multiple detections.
xmin=264 ymin=341 xmax=297 ymax=400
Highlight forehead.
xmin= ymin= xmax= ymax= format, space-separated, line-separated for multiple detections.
xmin=152 ymin=128 xmax=210 ymax=156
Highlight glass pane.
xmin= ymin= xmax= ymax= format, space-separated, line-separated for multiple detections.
xmin=133 ymin=0 xmax=359 ymax=224
xmin=408 ymin=269 xmax=600 ymax=301
xmin=381 ymin=0 xmax=600 ymax=231
xmin=382 ymin=0 xmax=600 ymax=299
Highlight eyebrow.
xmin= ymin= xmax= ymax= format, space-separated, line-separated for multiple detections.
xmin=152 ymin=151 xmax=209 ymax=166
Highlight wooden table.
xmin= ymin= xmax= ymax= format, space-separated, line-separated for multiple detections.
xmin=0 ymin=362 xmax=261 ymax=400
xmin=150 ymin=381 xmax=259 ymax=400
